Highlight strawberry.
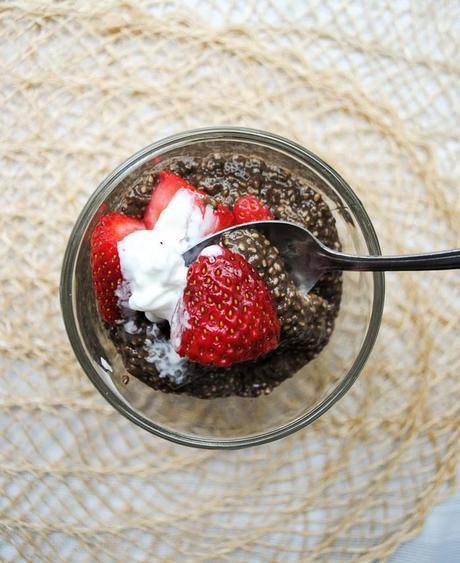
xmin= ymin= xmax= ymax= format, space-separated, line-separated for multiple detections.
xmin=144 ymin=170 xmax=234 ymax=233
xmin=144 ymin=170 xmax=202 ymax=229
xmin=233 ymin=195 xmax=273 ymax=224
xmin=172 ymin=248 xmax=280 ymax=367
xmin=212 ymin=202 xmax=235 ymax=232
xmin=90 ymin=213 xmax=144 ymax=324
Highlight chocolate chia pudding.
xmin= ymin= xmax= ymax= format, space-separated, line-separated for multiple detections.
xmin=101 ymin=153 xmax=342 ymax=398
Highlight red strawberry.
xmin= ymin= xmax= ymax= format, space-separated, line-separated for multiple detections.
xmin=144 ymin=170 xmax=234 ymax=234
xmin=212 ymin=202 xmax=235 ymax=232
xmin=144 ymin=170 xmax=202 ymax=229
xmin=90 ymin=213 xmax=144 ymax=324
xmin=233 ymin=195 xmax=273 ymax=224
xmin=172 ymin=248 xmax=280 ymax=367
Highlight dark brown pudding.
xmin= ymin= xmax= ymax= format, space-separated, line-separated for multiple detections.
xmin=109 ymin=154 xmax=342 ymax=398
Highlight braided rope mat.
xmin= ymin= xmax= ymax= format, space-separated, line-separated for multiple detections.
xmin=1 ymin=1 xmax=459 ymax=561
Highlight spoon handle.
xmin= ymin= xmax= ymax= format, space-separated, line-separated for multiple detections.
xmin=324 ymin=248 xmax=460 ymax=272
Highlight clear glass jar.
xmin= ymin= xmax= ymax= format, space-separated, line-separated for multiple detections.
xmin=60 ymin=127 xmax=384 ymax=449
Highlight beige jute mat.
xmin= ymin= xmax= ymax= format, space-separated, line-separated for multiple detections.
xmin=1 ymin=1 xmax=459 ymax=561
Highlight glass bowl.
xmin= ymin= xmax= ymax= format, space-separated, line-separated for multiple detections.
xmin=60 ymin=127 xmax=384 ymax=449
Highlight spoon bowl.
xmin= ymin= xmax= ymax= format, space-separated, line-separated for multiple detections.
xmin=184 ymin=220 xmax=328 ymax=294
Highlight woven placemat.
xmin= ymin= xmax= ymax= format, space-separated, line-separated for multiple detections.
xmin=1 ymin=1 xmax=459 ymax=561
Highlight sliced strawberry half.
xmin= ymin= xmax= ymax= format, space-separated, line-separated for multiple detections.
xmin=171 ymin=247 xmax=280 ymax=367
xmin=211 ymin=202 xmax=235 ymax=232
xmin=144 ymin=171 xmax=202 ymax=229
xmin=144 ymin=170 xmax=234 ymax=234
xmin=90 ymin=213 xmax=144 ymax=324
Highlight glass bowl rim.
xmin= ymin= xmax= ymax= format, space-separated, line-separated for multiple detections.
xmin=60 ymin=126 xmax=385 ymax=450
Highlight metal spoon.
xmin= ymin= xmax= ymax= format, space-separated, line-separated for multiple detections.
xmin=183 ymin=220 xmax=460 ymax=294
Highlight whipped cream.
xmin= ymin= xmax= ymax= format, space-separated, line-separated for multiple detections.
xmin=118 ymin=229 xmax=188 ymax=322
xmin=199 ymin=244 xmax=223 ymax=258
xmin=118 ymin=188 xmax=215 ymax=323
